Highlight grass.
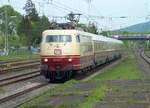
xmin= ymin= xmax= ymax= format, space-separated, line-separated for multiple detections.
xmin=18 ymin=80 xmax=107 ymax=108
xmin=0 ymin=52 xmax=39 ymax=62
xmin=0 ymin=54 xmax=39 ymax=62
xmin=94 ymin=54 xmax=142 ymax=81
xmin=80 ymin=85 xmax=107 ymax=108
xmin=19 ymin=80 xmax=79 ymax=108
xmin=58 ymin=102 xmax=80 ymax=108
xmin=55 ymin=85 xmax=107 ymax=108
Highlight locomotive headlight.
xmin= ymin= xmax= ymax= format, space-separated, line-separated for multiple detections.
xmin=44 ymin=58 xmax=48 ymax=62
xmin=68 ymin=58 xmax=72 ymax=62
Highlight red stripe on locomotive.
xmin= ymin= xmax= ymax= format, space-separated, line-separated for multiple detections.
xmin=41 ymin=55 xmax=80 ymax=71
xmin=41 ymin=55 xmax=94 ymax=72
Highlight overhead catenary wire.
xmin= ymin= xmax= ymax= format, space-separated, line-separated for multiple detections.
xmin=45 ymin=0 xmax=95 ymax=20
xmin=28 ymin=0 xmax=149 ymax=30
xmin=45 ymin=1 xmax=149 ymax=21
xmin=3 ymin=0 xmax=147 ymax=21
xmin=1 ymin=0 xmax=150 ymax=20
xmin=52 ymin=0 xmax=84 ymax=13
xmin=1 ymin=0 xmax=150 ymax=31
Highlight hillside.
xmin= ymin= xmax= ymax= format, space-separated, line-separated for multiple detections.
xmin=116 ymin=21 xmax=150 ymax=33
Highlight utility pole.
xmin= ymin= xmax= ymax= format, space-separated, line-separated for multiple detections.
xmin=4 ymin=6 xmax=8 ymax=55
xmin=4 ymin=0 xmax=10 ymax=55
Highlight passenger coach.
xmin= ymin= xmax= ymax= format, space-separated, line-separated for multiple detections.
xmin=40 ymin=30 xmax=124 ymax=81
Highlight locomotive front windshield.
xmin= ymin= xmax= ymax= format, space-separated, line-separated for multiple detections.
xmin=46 ymin=35 xmax=72 ymax=43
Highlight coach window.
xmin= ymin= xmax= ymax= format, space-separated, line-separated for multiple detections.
xmin=76 ymin=35 xmax=80 ymax=43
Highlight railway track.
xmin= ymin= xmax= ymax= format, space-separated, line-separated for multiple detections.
xmin=0 ymin=59 xmax=40 ymax=74
xmin=0 ymin=58 xmax=123 ymax=108
xmin=0 ymin=70 xmax=40 ymax=87
xmin=141 ymin=51 xmax=150 ymax=64
xmin=0 ymin=82 xmax=49 ymax=104
xmin=0 ymin=58 xmax=39 ymax=64
xmin=140 ymin=51 xmax=150 ymax=80
xmin=145 ymin=51 xmax=150 ymax=58
xmin=0 ymin=68 xmax=50 ymax=106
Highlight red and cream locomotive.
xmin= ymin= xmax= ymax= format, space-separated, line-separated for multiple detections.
xmin=40 ymin=30 xmax=124 ymax=81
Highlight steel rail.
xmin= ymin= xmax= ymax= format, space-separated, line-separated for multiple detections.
xmin=0 ymin=82 xmax=49 ymax=104
xmin=141 ymin=51 xmax=150 ymax=64
xmin=0 ymin=70 xmax=40 ymax=87
xmin=0 ymin=62 xmax=40 ymax=74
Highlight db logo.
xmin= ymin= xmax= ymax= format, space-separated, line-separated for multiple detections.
xmin=55 ymin=44 xmax=59 ymax=48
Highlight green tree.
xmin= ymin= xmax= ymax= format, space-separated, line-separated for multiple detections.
xmin=0 ymin=5 xmax=21 ymax=50
xmin=18 ymin=0 xmax=39 ymax=48
xmin=100 ymin=31 xmax=109 ymax=36
xmin=18 ymin=15 xmax=50 ymax=47
xmin=31 ymin=15 xmax=50 ymax=46
xmin=87 ymin=22 xmax=98 ymax=34
xmin=21 ymin=0 xmax=51 ymax=47
xmin=77 ymin=22 xmax=98 ymax=34
xmin=77 ymin=23 xmax=88 ymax=31
xmin=23 ymin=0 xmax=39 ymax=21
xmin=0 ymin=34 xmax=4 ymax=49
xmin=0 ymin=5 xmax=21 ymax=35
xmin=17 ymin=16 xmax=32 ymax=48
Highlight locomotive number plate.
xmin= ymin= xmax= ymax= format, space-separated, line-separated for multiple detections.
xmin=54 ymin=49 xmax=62 ymax=55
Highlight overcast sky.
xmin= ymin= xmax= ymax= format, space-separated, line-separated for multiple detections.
xmin=0 ymin=0 xmax=150 ymax=30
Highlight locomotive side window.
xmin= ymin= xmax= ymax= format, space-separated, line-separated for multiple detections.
xmin=76 ymin=35 xmax=80 ymax=43
xmin=80 ymin=35 xmax=93 ymax=53
xmin=46 ymin=35 xmax=72 ymax=42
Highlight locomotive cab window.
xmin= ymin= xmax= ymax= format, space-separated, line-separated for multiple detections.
xmin=46 ymin=35 xmax=72 ymax=43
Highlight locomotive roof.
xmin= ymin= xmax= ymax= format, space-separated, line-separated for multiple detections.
xmin=43 ymin=29 xmax=78 ymax=35
xmin=92 ymin=35 xmax=123 ymax=44
xmin=43 ymin=30 xmax=123 ymax=44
